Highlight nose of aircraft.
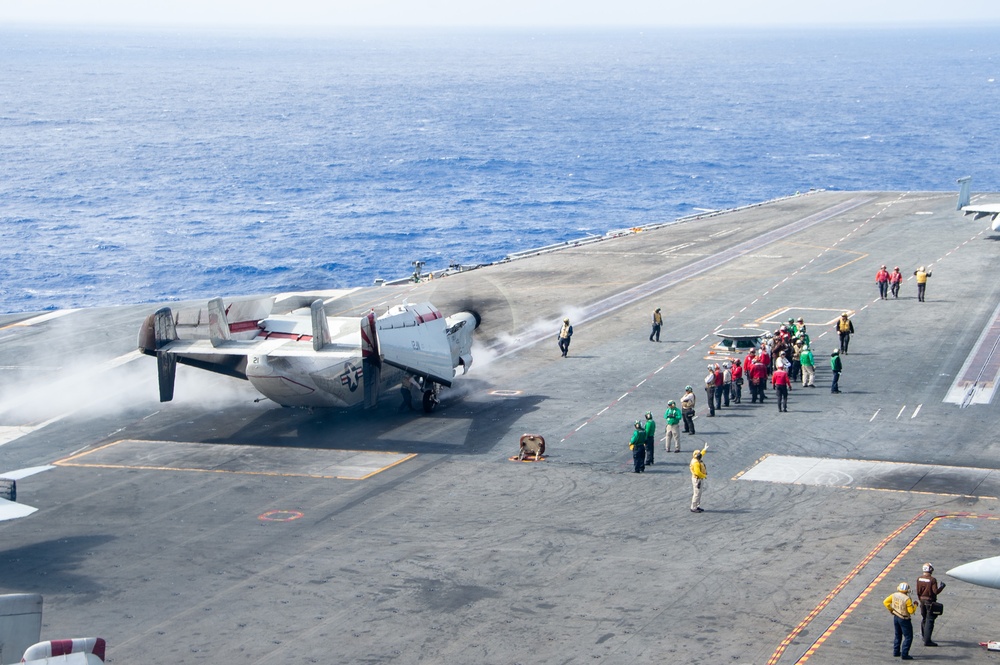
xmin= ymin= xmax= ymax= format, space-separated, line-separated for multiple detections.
xmin=947 ymin=555 xmax=1000 ymax=590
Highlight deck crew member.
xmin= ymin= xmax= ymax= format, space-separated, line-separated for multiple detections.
xmin=799 ymin=345 xmax=815 ymax=387
xmin=890 ymin=266 xmax=903 ymax=298
xmin=663 ymin=400 xmax=682 ymax=452
xmin=730 ymin=360 xmax=743 ymax=404
xmin=689 ymin=444 xmax=708 ymax=512
xmin=704 ymin=366 xmax=716 ymax=417
xmin=643 ymin=412 xmax=656 ymax=466
xmin=836 ymin=312 xmax=855 ymax=355
xmin=649 ymin=308 xmax=662 ymax=342
xmin=876 ymin=264 xmax=890 ymax=299
xmin=831 ymin=349 xmax=843 ymax=393
xmin=398 ymin=373 xmax=421 ymax=411
xmin=680 ymin=386 xmax=696 ymax=435
xmin=629 ymin=421 xmax=646 ymax=473
xmin=772 ymin=363 xmax=791 ymax=412
xmin=884 ymin=582 xmax=916 ymax=660
xmin=914 ymin=266 xmax=932 ymax=302
xmin=917 ymin=563 xmax=945 ymax=647
xmin=557 ymin=318 xmax=573 ymax=357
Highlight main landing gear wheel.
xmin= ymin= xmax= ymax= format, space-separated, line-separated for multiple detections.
xmin=422 ymin=389 xmax=439 ymax=413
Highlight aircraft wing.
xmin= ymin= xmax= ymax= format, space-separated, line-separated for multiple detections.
xmin=955 ymin=177 xmax=1000 ymax=229
xmin=961 ymin=204 xmax=1000 ymax=230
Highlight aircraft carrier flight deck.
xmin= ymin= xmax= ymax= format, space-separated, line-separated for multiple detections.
xmin=2 ymin=189 xmax=1000 ymax=664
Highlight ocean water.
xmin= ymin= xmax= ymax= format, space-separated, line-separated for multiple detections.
xmin=1 ymin=26 xmax=998 ymax=313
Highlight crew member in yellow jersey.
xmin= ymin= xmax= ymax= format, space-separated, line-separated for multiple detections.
xmin=883 ymin=582 xmax=916 ymax=660
xmin=689 ymin=444 xmax=708 ymax=513
xmin=913 ymin=266 xmax=932 ymax=302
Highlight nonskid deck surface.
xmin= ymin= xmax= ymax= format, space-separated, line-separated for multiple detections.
xmin=2 ymin=190 xmax=1000 ymax=664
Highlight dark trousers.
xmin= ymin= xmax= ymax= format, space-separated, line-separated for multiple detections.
xmin=789 ymin=360 xmax=801 ymax=382
xmin=917 ymin=283 xmax=926 ymax=301
xmin=891 ymin=281 xmax=900 ymax=298
xmin=558 ymin=337 xmax=571 ymax=356
xmin=649 ymin=324 xmax=660 ymax=341
xmin=893 ymin=616 xmax=913 ymax=657
xmin=878 ymin=281 xmax=888 ymax=298
xmin=733 ymin=380 xmax=742 ymax=403
xmin=776 ymin=385 xmax=788 ymax=411
xmin=839 ymin=332 xmax=850 ymax=354
xmin=714 ymin=385 xmax=723 ymax=410
xmin=750 ymin=381 xmax=760 ymax=403
xmin=645 ymin=439 xmax=654 ymax=465
xmin=832 ymin=371 xmax=841 ymax=392
xmin=920 ymin=601 xmax=937 ymax=644
xmin=632 ymin=444 xmax=646 ymax=473
xmin=682 ymin=408 xmax=695 ymax=434
xmin=705 ymin=386 xmax=715 ymax=415
xmin=722 ymin=384 xmax=730 ymax=407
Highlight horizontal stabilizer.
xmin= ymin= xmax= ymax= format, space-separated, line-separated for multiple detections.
xmin=0 ymin=497 xmax=37 ymax=521
xmin=208 ymin=297 xmax=232 ymax=348
xmin=310 ymin=299 xmax=331 ymax=352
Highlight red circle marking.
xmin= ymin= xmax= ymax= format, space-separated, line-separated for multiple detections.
xmin=258 ymin=510 xmax=304 ymax=522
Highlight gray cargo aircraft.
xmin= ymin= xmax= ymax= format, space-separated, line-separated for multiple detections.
xmin=138 ymin=296 xmax=478 ymax=412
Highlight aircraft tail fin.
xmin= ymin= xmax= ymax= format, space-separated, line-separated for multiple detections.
xmin=958 ymin=175 xmax=972 ymax=210
xmin=361 ymin=310 xmax=381 ymax=408
xmin=310 ymin=299 xmax=332 ymax=352
xmin=157 ymin=350 xmax=176 ymax=402
xmin=208 ymin=297 xmax=231 ymax=348
xmin=137 ymin=307 xmax=179 ymax=402
xmin=0 ymin=593 xmax=42 ymax=665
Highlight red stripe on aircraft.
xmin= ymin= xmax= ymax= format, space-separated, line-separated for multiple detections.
xmin=229 ymin=320 xmax=261 ymax=333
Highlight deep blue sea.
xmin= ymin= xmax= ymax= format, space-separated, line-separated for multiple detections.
xmin=1 ymin=27 xmax=998 ymax=313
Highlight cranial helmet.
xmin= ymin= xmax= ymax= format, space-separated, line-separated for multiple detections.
xmin=923 ymin=563 xmax=933 ymax=573
xmin=685 ymin=385 xmax=693 ymax=391
xmin=645 ymin=412 xmax=653 ymax=420
xmin=692 ymin=450 xmax=702 ymax=459
xmin=634 ymin=421 xmax=642 ymax=429
xmin=668 ymin=400 xmax=676 ymax=406
xmin=898 ymin=582 xmax=910 ymax=593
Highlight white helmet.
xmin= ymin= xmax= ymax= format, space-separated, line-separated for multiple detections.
xmin=897 ymin=582 xmax=910 ymax=593
xmin=922 ymin=563 xmax=933 ymax=573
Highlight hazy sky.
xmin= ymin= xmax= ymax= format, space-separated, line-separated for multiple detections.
xmin=4 ymin=0 xmax=1000 ymax=29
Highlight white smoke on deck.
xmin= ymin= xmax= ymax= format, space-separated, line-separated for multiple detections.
xmin=0 ymin=351 xmax=260 ymax=424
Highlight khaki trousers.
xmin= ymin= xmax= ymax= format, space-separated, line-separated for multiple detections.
xmin=801 ymin=364 xmax=815 ymax=386
xmin=665 ymin=423 xmax=681 ymax=451
xmin=691 ymin=476 xmax=703 ymax=510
